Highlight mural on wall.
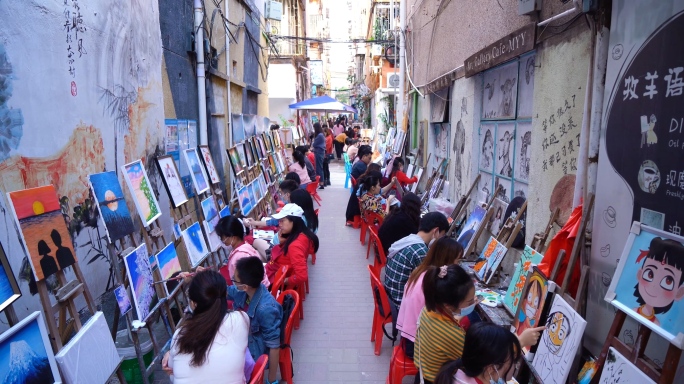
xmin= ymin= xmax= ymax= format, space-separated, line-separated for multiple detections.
xmin=0 ymin=1 xmax=166 ymax=320
xmin=588 ymin=1 xmax=684 ymax=363
xmin=452 ymin=97 xmax=467 ymax=187
xmin=482 ymin=61 xmax=518 ymax=120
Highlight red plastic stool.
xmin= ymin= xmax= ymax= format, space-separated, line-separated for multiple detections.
xmin=386 ymin=345 xmax=418 ymax=384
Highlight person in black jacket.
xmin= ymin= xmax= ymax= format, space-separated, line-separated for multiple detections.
xmin=378 ymin=193 xmax=421 ymax=255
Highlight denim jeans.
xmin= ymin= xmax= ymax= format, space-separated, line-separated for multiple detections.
xmin=314 ymin=151 xmax=324 ymax=183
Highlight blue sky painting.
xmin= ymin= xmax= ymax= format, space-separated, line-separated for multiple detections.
xmin=0 ymin=316 xmax=54 ymax=383
xmin=89 ymin=171 xmax=135 ymax=242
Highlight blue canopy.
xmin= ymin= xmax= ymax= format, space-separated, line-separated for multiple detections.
xmin=288 ymin=95 xmax=356 ymax=113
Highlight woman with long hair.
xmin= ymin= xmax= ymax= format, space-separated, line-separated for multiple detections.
xmin=264 ymin=204 xmax=320 ymax=289
xmin=388 ymin=157 xmax=418 ymax=187
xmin=165 ymin=270 xmax=250 ymax=383
xmin=359 ymin=174 xmax=396 ymax=219
xmin=345 ymin=164 xmax=395 ymax=225
xmin=396 ymin=238 xmax=464 ymax=359
xmin=323 ymin=127 xmax=333 ymax=186
xmin=289 ymin=189 xmax=319 ymax=233
xmin=434 ymin=323 xmax=522 ymax=384
xmin=377 ymin=192 xmax=421 ymax=254
xmin=216 ymin=216 xmax=270 ymax=284
xmin=289 ymin=150 xmax=312 ymax=186
xmin=312 ymin=122 xmax=326 ymax=189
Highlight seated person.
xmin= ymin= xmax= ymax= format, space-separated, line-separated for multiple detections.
xmin=378 ymin=192 xmax=421 ymax=255
xmin=288 ymin=150 xmax=312 ymax=187
xmin=217 ymin=216 xmax=269 ymax=284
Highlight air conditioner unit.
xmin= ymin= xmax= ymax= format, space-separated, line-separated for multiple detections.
xmin=265 ymin=1 xmax=282 ymax=21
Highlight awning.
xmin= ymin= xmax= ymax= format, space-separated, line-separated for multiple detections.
xmin=288 ymin=95 xmax=357 ymax=113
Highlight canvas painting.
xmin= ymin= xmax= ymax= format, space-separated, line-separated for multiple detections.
xmin=504 ymin=246 xmax=544 ymax=314
xmin=457 ymin=206 xmax=487 ymax=249
xmin=55 ymin=311 xmax=120 ymax=384
xmin=496 ymin=123 xmax=515 ymax=178
xmin=182 ymin=222 xmax=210 ymax=267
xmin=482 ymin=60 xmax=518 ymax=120
xmin=203 ymin=221 xmax=222 ymax=252
xmin=248 ymin=183 xmax=257 ymax=206
xmin=517 ymin=54 xmax=536 ymax=119
xmin=255 ymin=137 xmax=265 ymax=159
xmin=0 ymin=311 xmax=60 ymax=383
xmin=512 ymin=267 xmax=548 ymax=339
xmin=155 ymin=243 xmax=182 ymax=296
xmin=606 ymin=222 xmax=684 ymax=348
xmin=598 ymin=347 xmax=655 ymax=384
xmin=0 ymin=243 xmax=21 ymax=314
xmin=515 ymin=122 xmax=532 ymax=182
xmin=480 ymin=125 xmax=495 ymax=172
xmin=89 ymin=171 xmax=136 ymax=243
xmin=273 ymin=129 xmax=282 ymax=148
xmin=532 ymin=294 xmax=586 ymax=384
xmin=173 ymin=223 xmax=182 ymax=241
xmin=253 ymin=180 xmax=262 ymax=203
xmin=122 ymin=160 xmax=162 ymax=227
xmin=250 ymin=139 xmax=260 ymax=164
xmin=410 ymin=168 xmax=424 ymax=193
xmin=243 ymin=140 xmax=254 ymax=167
xmin=114 ymin=285 xmax=132 ymax=316
xmin=156 ymin=155 xmax=189 ymax=208
xmin=243 ymin=114 xmax=257 ymax=137
xmin=198 ymin=145 xmax=220 ymax=184
xmin=8 ymin=185 xmax=78 ymax=281
xmin=200 ymin=196 xmax=219 ymax=233
xmin=231 ymin=113 xmax=245 ymax=143
xmin=123 ymin=244 xmax=159 ymax=322
xmin=227 ymin=146 xmax=244 ymax=177
xmin=219 ymin=206 xmax=231 ymax=219
xmin=488 ymin=198 xmax=509 ymax=236
xmin=262 ymin=133 xmax=272 ymax=152
xmin=183 ymin=148 xmax=210 ymax=195
xmin=393 ymin=131 xmax=406 ymax=154
xmin=239 ymin=186 xmax=252 ymax=216
xmin=474 ymin=237 xmax=508 ymax=284
xmin=281 ymin=128 xmax=293 ymax=145
xmin=235 ymin=143 xmax=248 ymax=168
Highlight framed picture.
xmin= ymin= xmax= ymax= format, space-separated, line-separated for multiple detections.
xmin=512 ymin=267 xmax=549 ymax=341
xmin=238 ymin=186 xmax=253 ymax=216
xmin=198 ymin=145 xmax=220 ymax=184
xmin=503 ymin=246 xmax=543 ymax=315
xmin=268 ymin=154 xmax=277 ymax=175
xmin=156 ymin=155 xmax=189 ymax=207
xmin=488 ymin=198 xmax=509 ymax=236
xmin=255 ymin=137 xmax=265 ymax=160
xmin=203 ymin=221 xmax=222 ymax=252
xmin=121 ymin=160 xmax=163 ymax=227
xmin=474 ymin=236 xmax=508 ymax=284
xmin=89 ymin=171 xmax=136 ymax=242
xmin=243 ymin=114 xmax=257 ymax=137
xmin=247 ymin=182 xmax=257 ymax=206
xmin=114 ymin=285 xmax=132 ymax=316
xmin=123 ymin=244 xmax=159 ymax=322
xmin=243 ymin=140 xmax=254 ymax=167
xmin=181 ymin=222 xmax=210 ymax=267
xmin=273 ymin=129 xmax=282 ymax=149
xmin=231 ymin=113 xmax=245 ymax=143
xmin=0 ymin=242 xmax=21 ymax=313
xmin=227 ymin=146 xmax=244 ymax=177
xmin=200 ymin=196 xmax=219 ymax=232
xmin=155 ymin=243 xmax=182 ymax=296
xmin=262 ymin=133 xmax=272 ymax=153
xmin=182 ymin=148 xmax=210 ymax=195
xmin=7 ymin=185 xmax=78 ymax=281
xmin=598 ymin=347 xmax=655 ymax=384
xmin=219 ymin=206 xmax=231 ymax=219
xmin=0 ymin=311 xmax=61 ymax=383
xmin=251 ymin=138 xmax=261 ymax=162
xmin=606 ymin=222 xmax=684 ymax=348
xmin=482 ymin=60 xmax=519 ymax=120
xmin=456 ymin=206 xmax=487 ymax=250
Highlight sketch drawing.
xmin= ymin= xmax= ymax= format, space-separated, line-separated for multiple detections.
xmin=637 ymin=160 xmax=660 ymax=194
xmin=483 ymin=61 xmax=518 ymax=119
xmin=181 ymin=222 xmax=209 ymax=267
xmin=518 ymin=54 xmax=536 ymax=118
xmin=504 ymin=246 xmax=543 ymax=314
xmin=433 ymin=123 xmax=449 ymax=160
xmin=497 ymin=124 xmax=515 ymax=177
xmin=156 ymin=156 xmax=188 ymax=208
xmin=183 ymin=148 xmax=210 ymax=195
xmin=453 ymin=119 xmax=466 ymax=184
xmin=480 ymin=127 xmax=494 ymax=171
xmin=532 ymin=294 xmax=587 ymax=384
xmin=123 ymin=244 xmax=158 ymax=322
xmin=8 ymin=185 xmax=77 ymax=280
xmin=89 ymin=171 xmax=136 ymax=242
xmin=598 ymin=347 xmax=655 ymax=384
xmin=495 ymin=177 xmax=512 ymax=204
xmin=198 ymin=145 xmax=220 ymax=184
xmin=516 ymin=122 xmax=532 ymax=181
xmin=122 ymin=160 xmax=162 ymax=227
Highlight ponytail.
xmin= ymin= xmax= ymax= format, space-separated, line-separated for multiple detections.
xmin=434 ymin=359 xmax=464 ymax=384
xmin=292 ymin=150 xmax=306 ymax=168
xmin=422 ymin=264 xmax=473 ymax=314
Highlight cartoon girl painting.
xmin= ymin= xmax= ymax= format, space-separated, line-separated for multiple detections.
xmin=516 ymin=273 xmax=546 ymax=337
xmin=633 ymin=237 xmax=684 ymax=325
xmin=481 ymin=129 xmax=494 ymax=170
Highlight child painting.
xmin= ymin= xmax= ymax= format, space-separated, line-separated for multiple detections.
xmin=633 ymin=237 xmax=684 ymax=325
xmin=515 ymin=274 xmax=545 ymax=338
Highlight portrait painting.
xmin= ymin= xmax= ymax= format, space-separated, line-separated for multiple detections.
xmin=606 ymin=222 xmax=684 ymax=348
xmin=517 ymin=53 xmax=536 ymax=119
xmin=155 ymin=243 xmax=181 ymax=296
xmin=496 ymin=123 xmax=515 ymax=178
xmin=181 ymin=222 xmax=210 ymax=268
xmin=598 ymin=347 xmax=655 ymax=384
xmin=0 ymin=242 xmax=21 ymax=314
xmin=512 ymin=267 xmax=548 ymax=342
xmin=8 ymin=185 xmax=78 ymax=281
xmin=532 ymin=294 xmax=586 ymax=384
xmin=227 ymin=146 xmax=244 ymax=177
xmin=114 ymin=285 xmax=132 ymax=316
xmin=456 ymin=206 xmax=487 ymax=250
xmin=122 ymin=160 xmax=162 ymax=227
xmin=482 ymin=60 xmax=518 ymax=120
xmin=89 ymin=171 xmax=136 ymax=242
xmin=494 ymin=176 xmax=512 ymax=204
xmin=238 ymin=186 xmax=252 ymax=216
xmin=0 ymin=311 xmax=60 ymax=383
xmin=182 ymin=148 xmax=210 ymax=195
xmin=474 ymin=236 xmax=508 ymax=284
xmin=156 ymin=155 xmax=189 ymax=208
xmin=480 ymin=125 xmax=495 ymax=172
xmin=504 ymin=246 xmax=544 ymax=314
xmin=123 ymin=244 xmax=159 ymax=322
xmin=198 ymin=145 xmax=220 ymax=184
xmin=515 ymin=122 xmax=532 ymax=182
xmin=488 ymin=198 xmax=509 ymax=236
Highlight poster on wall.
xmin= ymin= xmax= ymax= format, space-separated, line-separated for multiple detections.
xmin=515 ymin=122 xmax=532 ymax=182
xmin=479 ymin=125 xmax=495 ymax=173
xmin=496 ymin=123 xmax=515 ymax=178
xmin=517 ymin=53 xmax=536 ymax=119
xmin=482 ymin=61 xmax=518 ymax=120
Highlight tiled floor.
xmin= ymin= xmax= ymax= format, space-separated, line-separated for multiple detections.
xmin=290 ymin=161 xmax=415 ymax=383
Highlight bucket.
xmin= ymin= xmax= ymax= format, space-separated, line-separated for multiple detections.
xmin=116 ymin=329 xmax=155 ymax=384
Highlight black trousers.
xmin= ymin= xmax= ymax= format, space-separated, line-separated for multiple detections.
xmin=323 ymin=155 xmax=331 ymax=185
xmin=334 ymin=141 xmax=344 ymax=159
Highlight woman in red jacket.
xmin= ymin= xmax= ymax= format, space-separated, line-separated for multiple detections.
xmin=265 ymin=204 xmax=319 ymax=291
xmin=389 ymin=157 xmax=418 ymax=187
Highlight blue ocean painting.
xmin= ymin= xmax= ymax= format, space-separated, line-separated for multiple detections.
xmin=182 ymin=222 xmax=209 ymax=267
xmin=239 ymin=186 xmax=252 ymax=216
xmin=89 ymin=171 xmax=136 ymax=242
xmin=219 ymin=206 xmax=231 ymax=218
xmin=0 ymin=267 xmax=14 ymax=306
xmin=0 ymin=317 xmax=54 ymax=383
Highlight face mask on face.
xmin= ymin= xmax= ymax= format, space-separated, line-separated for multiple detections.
xmin=488 ymin=366 xmax=506 ymax=384
xmin=458 ymin=302 xmax=476 ymax=317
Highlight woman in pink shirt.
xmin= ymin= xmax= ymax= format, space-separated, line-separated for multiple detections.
xmin=216 ymin=216 xmax=270 ymax=287
xmin=288 ymin=150 xmax=312 ymax=185
xmin=396 ymin=237 xmax=464 ymax=359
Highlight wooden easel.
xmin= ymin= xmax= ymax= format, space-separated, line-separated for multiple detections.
xmin=531 ymin=208 xmax=559 ymax=253
xmin=463 ymin=206 xmax=496 ymax=259
xmin=450 ymin=174 xmax=481 ymax=222
xmin=495 ymin=199 xmax=527 ymax=244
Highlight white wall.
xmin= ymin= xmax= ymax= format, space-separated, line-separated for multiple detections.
xmin=267 ymin=63 xmax=298 ymax=99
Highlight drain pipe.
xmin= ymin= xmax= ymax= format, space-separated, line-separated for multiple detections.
xmin=538 ymin=0 xmax=581 ymax=27
xmin=586 ymin=26 xmax=610 ymax=199
xmin=194 ymin=0 xmax=208 ymax=145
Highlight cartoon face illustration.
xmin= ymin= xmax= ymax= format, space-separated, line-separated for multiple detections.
xmin=637 ymin=160 xmax=660 ymax=194
xmin=634 ymin=237 xmax=684 ymax=322
xmin=544 ymin=311 xmax=572 ymax=354
xmin=524 ymin=280 xmax=541 ymax=320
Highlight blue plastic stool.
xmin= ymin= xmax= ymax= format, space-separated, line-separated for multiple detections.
xmin=343 ymin=153 xmax=352 ymax=190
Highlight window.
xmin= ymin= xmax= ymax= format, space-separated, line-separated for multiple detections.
xmin=478 ymin=53 xmax=536 ymax=204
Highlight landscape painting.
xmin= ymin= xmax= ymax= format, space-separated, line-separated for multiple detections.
xmin=156 ymin=155 xmax=189 ymax=207
xmin=227 ymin=146 xmax=244 ymax=176
xmin=89 ymin=171 xmax=137 ymax=242
xmin=0 ymin=242 xmax=21 ymax=313
xmin=123 ymin=244 xmax=159 ymax=322
xmin=474 ymin=236 xmax=508 ymax=284
xmin=200 ymin=196 xmax=219 ymax=232
xmin=182 ymin=148 xmax=210 ymax=195
xmin=203 ymin=221 xmax=222 ymax=252
xmin=198 ymin=145 xmax=220 ymax=184
xmin=155 ymin=243 xmax=181 ymax=296
xmin=456 ymin=206 xmax=487 ymax=250
xmin=8 ymin=185 xmax=77 ymax=280
xmin=182 ymin=222 xmax=210 ymax=267
xmin=0 ymin=311 xmax=60 ymax=383
xmin=122 ymin=160 xmax=162 ymax=227
xmin=114 ymin=285 xmax=132 ymax=316
xmin=504 ymin=246 xmax=544 ymax=314
xmin=239 ymin=186 xmax=252 ymax=216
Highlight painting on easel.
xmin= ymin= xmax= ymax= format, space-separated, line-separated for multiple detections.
xmin=123 ymin=244 xmax=159 ymax=322
xmin=121 ymin=160 xmax=162 ymax=227
xmin=89 ymin=171 xmax=137 ymax=242
xmin=155 ymin=243 xmax=182 ymax=296
xmin=156 ymin=156 xmax=189 ymax=208
xmin=7 ymin=185 xmax=78 ymax=280
xmin=598 ymin=347 xmax=655 ymax=384
xmin=227 ymin=146 xmax=245 ymax=177
xmin=456 ymin=206 xmax=486 ymax=249
xmin=182 ymin=222 xmax=210 ymax=267
xmin=503 ymin=246 xmax=543 ymax=314
xmin=182 ymin=148 xmax=210 ymax=195
xmin=198 ymin=145 xmax=220 ymax=184
xmin=474 ymin=237 xmax=507 ymax=284
xmin=0 ymin=242 xmax=21 ymax=313
xmin=512 ymin=267 xmax=548 ymax=341
xmin=606 ymin=222 xmax=684 ymax=348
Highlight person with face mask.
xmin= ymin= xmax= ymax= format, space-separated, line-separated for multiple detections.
xmin=433 ymin=322 xmax=523 ymax=384
xmin=217 ymin=216 xmax=270 ymax=287
xmin=227 ymin=256 xmax=283 ymax=384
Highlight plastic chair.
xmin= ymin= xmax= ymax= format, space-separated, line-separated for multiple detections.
xmin=311 ymin=209 xmax=319 ymax=266
xmin=386 ymin=345 xmax=418 ymax=384
xmin=277 ymin=290 xmax=301 ymax=384
xmin=343 ymin=153 xmax=353 ymax=189
xmin=270 ymin=265 xmax=289 ymax=299
xmin=360 ymin=210 xmax=384 ymax=247
xmin=305 ymin=176 xmax=323 ymax=206
xmin=249 ymin=354 xmax=269 ymax=384
xmin=368 ymin=226 xmax=387 ymax=269
xmin=368 ymin=265 xmax=393 ymax=356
